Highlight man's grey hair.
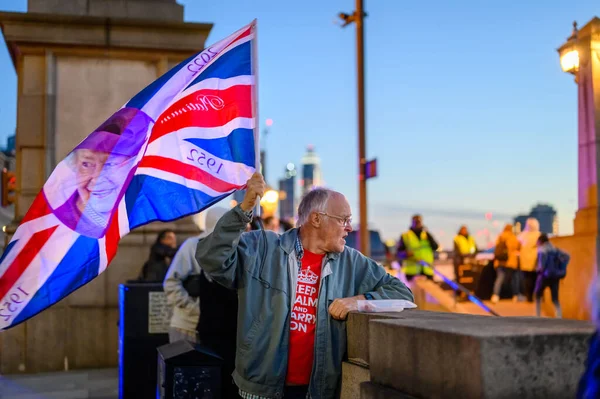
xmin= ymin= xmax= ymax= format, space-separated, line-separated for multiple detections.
xmin=297 ymin=188 xmax=334 ymax=226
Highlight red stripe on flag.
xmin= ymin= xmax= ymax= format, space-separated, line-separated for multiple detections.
xmin=224 ymin=27 xmax=252 ymax=51
xmin=138 ymin=156 xmax=243 ymax=193
xmin=21 ymin=192 xmax=53 ymax=224
xmin=105 ymin=211 xmax=120 ymax=265
xmin=150 ymin=85 xmax=252 ymax=143
xmin=0 ymin=225 xmax=58 ymax=300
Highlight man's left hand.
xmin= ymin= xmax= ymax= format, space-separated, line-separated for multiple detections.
xmin=328 ymin=295 xmax=366 ymax=320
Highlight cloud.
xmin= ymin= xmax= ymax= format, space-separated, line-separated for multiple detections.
xmin=370 ymin=202 xmax=514 ymax=221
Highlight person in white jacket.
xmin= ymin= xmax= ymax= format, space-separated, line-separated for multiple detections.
xmin=517 ymin=218 xmax=541 ymax=302
xmin=163 ymin=206 xmax=229 ymax=343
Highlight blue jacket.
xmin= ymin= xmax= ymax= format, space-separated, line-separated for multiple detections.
xmin=195 ymin=206 xmax=414 ymax=398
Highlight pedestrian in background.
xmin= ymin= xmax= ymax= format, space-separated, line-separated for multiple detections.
xmin=397 ymin=214 xmax=439 ymax=281
xmin=518 ymin=218 xmax=541 ymax=302
xmin=138 ymin=229 xmax=177 ymax=283
xmin=163 ymin=207 xmax=228 ymax=344
xmin=535 ymin=233 xmax=569 ymax=318
xmin=491 ymin=224 xmax=521 ymax=303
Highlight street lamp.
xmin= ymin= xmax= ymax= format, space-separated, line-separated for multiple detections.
xmin=261 ymin=118 xmax=273 ymax=181
xmin=557 ymin=22 xmax=580 ymax=77
xmin=556 ymin=17 xmax=600 ymax=278
xmin=338 ymin=0 xmax=370 ymax=256
xmin=260 ymin=188 xmax=280 ymax=217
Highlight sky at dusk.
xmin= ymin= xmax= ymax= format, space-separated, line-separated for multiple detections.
xmin=0 ymin=1 xmax=598 ymax=248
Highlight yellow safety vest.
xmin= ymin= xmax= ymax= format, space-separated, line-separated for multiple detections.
xmin=454 ymin=235 xmax=476 ymax=255
xmin=401 ymin=230 xmax=434 ymax=276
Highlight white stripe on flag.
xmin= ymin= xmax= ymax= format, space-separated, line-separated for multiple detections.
xmin=135 ymin=167 xmax=235 ymax=197
xmin=0 ymin=225 xmax=79 ymax=330
xmin=97 ymin=236 xmax=108 ymax=275
xmin=0 ymin=213 xmax=61 ymax=279
xmin=172 ymin=75 xmax=255 ymax=104
xmin=118 ymin=198 xmax=130 ymax=237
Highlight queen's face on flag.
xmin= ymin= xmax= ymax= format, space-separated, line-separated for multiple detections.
xmin=71 ymin=148 xmax=133 ymax=222
xmin=43 ymin=108 xmax=152 ymax=238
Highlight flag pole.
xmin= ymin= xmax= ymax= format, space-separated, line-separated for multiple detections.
xmin=250 ymin=19 xmax=261 ymax=218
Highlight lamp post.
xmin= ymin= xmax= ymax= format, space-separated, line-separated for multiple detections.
xmin=261 ymin=118 xmax=273 ymax=181
xmin=338 ymin=0 xmax=370 ymax=256
xmin=557 ymin=17 xmax=600 ymax=272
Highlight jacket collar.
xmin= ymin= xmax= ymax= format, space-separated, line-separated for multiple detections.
xmin=280 ymin=228 xmax=340 ymax=261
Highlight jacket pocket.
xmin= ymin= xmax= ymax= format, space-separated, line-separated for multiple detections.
xmin=238 ymin=315 xmax=263 ymax=354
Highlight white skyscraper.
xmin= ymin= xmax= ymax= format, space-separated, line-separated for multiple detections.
xmin=300 ymin=145 xmax=322 ymax=197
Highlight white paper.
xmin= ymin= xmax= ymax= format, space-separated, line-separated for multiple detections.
xmin=357 ymin=299 xmax=417 ymax=313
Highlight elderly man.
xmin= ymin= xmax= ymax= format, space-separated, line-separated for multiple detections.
xmin=196 ymin=173 xmax=413 ymax=399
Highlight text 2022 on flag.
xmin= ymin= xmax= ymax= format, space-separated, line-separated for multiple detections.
xmin=0 ymin=21 xmax=258 ymax=330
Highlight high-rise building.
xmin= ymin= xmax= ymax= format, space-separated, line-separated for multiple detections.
xmin=300 ymin=145 xmax=322 ymax=197
xmin=6 ymin=135 xmax=15 ymax=156
xmin=279 ymin=163 xmax=297 ymax=221
xmin=513 ymin=204 xmax=558 ymax=235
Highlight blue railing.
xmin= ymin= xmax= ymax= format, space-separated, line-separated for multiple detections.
xmin=418 ymin=261 xmax=500 ymax=317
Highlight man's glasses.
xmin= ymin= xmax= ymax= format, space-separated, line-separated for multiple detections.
xmin=318 ymin=212 xmax=352 ymax=227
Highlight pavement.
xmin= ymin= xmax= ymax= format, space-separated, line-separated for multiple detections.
xmin=460 ymin=299 xmax=537 ymax=317
xmin=0 ymin=368 xmax=118 ymax=399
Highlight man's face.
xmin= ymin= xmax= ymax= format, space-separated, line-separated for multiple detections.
xmin=459 ymin=226 xmax=468 ymax=236
xmin=75 ymin=149 xmax=131 ymax=214
xmin=319 ymin=193 xmax=353 ymax=253
xmin=412 ymin=216 xmax=423 ymax=230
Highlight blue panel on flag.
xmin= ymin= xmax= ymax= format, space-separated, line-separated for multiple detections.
xmin=184 ymin=128 xmax=255 ymax=168
xmin=125 ymin=175 xmax=229 ymax=230
xmin=0 ymin=239 xmax=18 ymax=265
xmin=13 ymin=236 xmax=100 ymax=325
xmin=186 ymin=41 xmax=252 ymax=89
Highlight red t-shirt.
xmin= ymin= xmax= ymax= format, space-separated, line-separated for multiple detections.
xmin=286 ymin=249 xmax=325 ymax=385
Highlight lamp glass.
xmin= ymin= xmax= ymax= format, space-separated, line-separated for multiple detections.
xmin=261 ymin=189 xmax=279 ymax=204
xmin=560 ymin=50 xmax=579 ymax=73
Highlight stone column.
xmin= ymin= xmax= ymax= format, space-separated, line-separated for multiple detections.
xmin=0 ymin=1 xmax=212 ymax=373
xmin=548 ymin=18 xmax=600 ymax=321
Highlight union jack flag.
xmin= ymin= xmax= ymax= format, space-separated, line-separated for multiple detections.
xmin=0 ymin=21 xmax=258 ymax=330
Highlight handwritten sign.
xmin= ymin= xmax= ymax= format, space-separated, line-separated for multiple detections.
xmin=148 ymin=291 xmax=172 ymax=334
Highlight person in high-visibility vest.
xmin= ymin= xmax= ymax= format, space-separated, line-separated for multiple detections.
xmin=396 ymin=214 xmax=439 ymax=281
xmin=453 ymin=225 xmax=478 ymax=298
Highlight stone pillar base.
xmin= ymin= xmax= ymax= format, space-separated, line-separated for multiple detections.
xmin=574 ymin=206 xmax=598 ymax=234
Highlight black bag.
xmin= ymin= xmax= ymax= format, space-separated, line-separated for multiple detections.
xmin=182 ymin=274 xmax=202 ymax=297
xmin=494 ymin=239 xmax=509 ymax=262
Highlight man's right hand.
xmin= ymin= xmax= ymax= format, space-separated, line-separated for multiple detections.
xmin=240 ymin=172 xmax=266 ymax=212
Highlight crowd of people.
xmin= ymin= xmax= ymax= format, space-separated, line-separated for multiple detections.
xmin=394 ymin=215 xmax=569 ymax=317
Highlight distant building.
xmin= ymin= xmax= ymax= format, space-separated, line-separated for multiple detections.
xmin=279 ymin=163 xmax=296 ymax=221
xmin=514 ymin=215 xmax=528 ymax=234
xmin=513 ymin=204 xmax=558 ymax=235
xmin=5 ymin=134 xmax=15 ymax=156
xmin=300 ymin=145 xmax=322 ymax=197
